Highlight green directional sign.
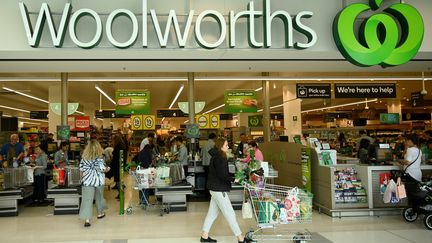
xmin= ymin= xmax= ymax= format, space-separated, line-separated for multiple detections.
xmin=333 ymin=0 xmax=424 ymax=67
xmin=224 ymin=90 xmax=257 ymax=113
xmin=186 ymin=124 xmax=200 ymax=139
xmin=116 ymin=90 xmax=150 ymax=115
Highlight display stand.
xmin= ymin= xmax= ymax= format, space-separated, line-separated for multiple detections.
xmin=47 ymin=186 xmax=81 ymax=215
xmin=0 ymin=186 xmax=33 ymax=216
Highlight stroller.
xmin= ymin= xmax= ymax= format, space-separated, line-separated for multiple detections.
xmin=402 ymin=177 xmax=432 ymax=230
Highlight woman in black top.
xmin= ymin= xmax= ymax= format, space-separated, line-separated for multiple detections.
xmin=110 ymin=134 xmax=126 ymax=198
xmin=200 ymin=138 xmax=251 ymax=243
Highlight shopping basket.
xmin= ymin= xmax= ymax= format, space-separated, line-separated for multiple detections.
xmin=245 ymin=183 xmax=313 ymax=242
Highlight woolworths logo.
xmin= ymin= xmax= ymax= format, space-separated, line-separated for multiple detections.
xmin=333 ymin=0 xmax=424 ymax=67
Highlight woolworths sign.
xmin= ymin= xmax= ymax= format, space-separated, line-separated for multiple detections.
xmin=19 ymin=0 xmax=317 ymax=49
xmin=333 ymin=0 xmax=424 ymax=67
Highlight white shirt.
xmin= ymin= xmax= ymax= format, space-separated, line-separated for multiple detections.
xmin=404 ymin=147 xmax=422 ymax=182
xmin=140 ymin=138 xmax=150 ymax=151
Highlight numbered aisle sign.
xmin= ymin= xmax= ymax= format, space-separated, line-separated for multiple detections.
xmin=131 ymin=115 xmax=155 ymax=130
xmin=196 ymin=114 xmax=209 ymax=129
xmin=143 ymin=115 xmax=155 ymax=130
xmin=209 ymin=114 xmax=220 ymax=129
xmin=131 ymin=115 xmax=143 ymax=130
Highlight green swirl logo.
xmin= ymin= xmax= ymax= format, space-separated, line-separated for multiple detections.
xmin=333 ymin=0 xmax=424 ymax=67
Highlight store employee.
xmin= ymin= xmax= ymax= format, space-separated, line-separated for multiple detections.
xmin=175 ymin=136 xmax=188 ymax=174
xmin=0 ymin=134 xmax=25 ymax=168
xmin=54 ymin=141 xmax=70 ymax=168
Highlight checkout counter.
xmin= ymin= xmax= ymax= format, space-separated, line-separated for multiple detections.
xmin=312 ymin=146 xmax=432 ymax=217
xmin=0 ymin=185 xmax=33 ymax=216
xmin=47 ymin=186 xmax=81 ymax=215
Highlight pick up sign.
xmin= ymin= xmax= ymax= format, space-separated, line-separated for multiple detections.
xmin=334 ymin=83 xmax=396 ymax=98
xmin=296 ymin=84 xmax=331 ymax=99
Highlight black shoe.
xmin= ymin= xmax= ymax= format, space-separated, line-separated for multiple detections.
xmin=238 ymin=238 xmax=253 ymax=243
xmin=200 ymin=236 xmax=217 ymax=242
xmin=84 ymin=222 xmax=91 ymax=227
xmin=97 ymin=213 xmax=105 ymax=219
xmin=115 ymin=195 xmax=120 ymax=199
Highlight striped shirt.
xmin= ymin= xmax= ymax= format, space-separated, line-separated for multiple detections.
xmin=79 ymin=156 xmax=106 ymax=187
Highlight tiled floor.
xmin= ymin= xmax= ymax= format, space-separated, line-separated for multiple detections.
xmin=0 ymin=187 xmax=430 ymax=243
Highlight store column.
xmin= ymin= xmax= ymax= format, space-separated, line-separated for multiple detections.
xmin=282 ymin=84 xmax=302 ymax=141
xmin=387 ymin=100 xmax=402 ymax=123
xmin=262 ymin=76 xmax=271 ymax=142
xmin=48 ymin=84 xmax=61 ymax=135
xmin=187 ymin=72 xmax=196 ymax=153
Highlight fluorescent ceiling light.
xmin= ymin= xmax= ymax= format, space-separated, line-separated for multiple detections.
xmin=255 ymin=87 xmax=263 ymax=92
xmin=2 ymin=87 xmax=49 ymax=104
xmin=17 ymin=116 xmax=48 ymax=123
xmin=0 ymin=105 xmax=30 ymax=113
xmin=161 ymin=117 xmax=165 ymax=122
xmin=169 ymin=84 xmax=184 ymax=109
xmin=203 ymin=104 xmax=225 ymax=114
xmin=71 ymin=77 xmax=187 ymax=82
xmin=21 ymin=121 xmax=41 ymax=125
xmin=95 ymin=85 xmax=116 ymax=105
xmin=184 ymin=120 xmax=189 ymax=124
xmin=0 ymin=78 xmax=59 ymax=82
xmin=96 ymin=118 xmax=103 ymax=121
xmin=302 ymin=99 xmax=378 ymax=113
xmin=75 ymin=111 xmax=85 ymax=115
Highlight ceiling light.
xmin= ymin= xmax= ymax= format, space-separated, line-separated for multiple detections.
xmin=273 ymin=83 xmax=276 ymax=89
xmin=71 ymin=77 xmax=188 ymax=82
xmin=184 ymin=120 xmax=189 ymax=124
xmin=161 ymin=117 xmax=165 ymax=122
xmin=0 ymin=105 xmax=30 ymax=113
xmin=75 ymin=111 xmax=85 ymax=115
xmin=169 ymin=84 xmax=184 ymax=109
xmin=203 ymin=104 xmax=225 ymax=114
xmin=255 ymin=87 xmax=263 ymax=92
xmin=95 ymin=85 xmax=116 ymax=105
xmin=96 ymin=118 xmax=103 ymax=121
xmin=301 ymin=99 xmax=378 ymax=113
xmin=17 ymin=116 xmax=48 ymax=123
xmin=2 ymin=87 xmax=49 ymax=104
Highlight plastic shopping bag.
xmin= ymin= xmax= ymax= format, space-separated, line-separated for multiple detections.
xmin=396 ymin=177 xmax=407 ymax=199
xmin=242 ymin=200 xmax=253 ymax=219
xmin=284 ymin=187 xmax=301 ymax=222
xmin=383 ymin=179 xmax=397 ymax=203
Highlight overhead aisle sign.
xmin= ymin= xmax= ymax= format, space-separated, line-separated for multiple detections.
xmin=116 ymin=91 xmax=151 ymax=115
xmin=224 ymin=90 xmax=257 ymax=113
xmin=195 ymin=114 xmax=220 ymax=129
xmin=334 ymin=83 xmax=396 ymax=98
xmin=131 ymin=115 xmax=155 ymax=130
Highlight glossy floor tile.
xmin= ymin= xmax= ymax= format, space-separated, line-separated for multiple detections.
xmin=0 ymin=186 xmax=430 ymax=243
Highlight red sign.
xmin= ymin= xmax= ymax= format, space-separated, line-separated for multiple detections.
xmin=73 ymin=116 xmax=90 ymax=131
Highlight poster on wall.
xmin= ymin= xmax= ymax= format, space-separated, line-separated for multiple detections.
xmin=224 ymin=90 xmax=257 ymax=113
xmin=116 ymin=90 xmax=151 ymax=115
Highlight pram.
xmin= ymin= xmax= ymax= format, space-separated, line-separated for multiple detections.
xmin=402 ymin=178 xmax=432 ymax=230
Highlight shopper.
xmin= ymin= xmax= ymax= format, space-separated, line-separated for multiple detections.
xmin=140 ymin=132 xmax=155 ymax=151
xmin=32 ymin=146 xmax=47 ymax=203
xmin=240 ymin=141 xmax=264 ymax=163
xmin=399 ymin=134 xmax=422 ymax=182
xmin=356 ymin=130 xmax=374 ymax=151
xmin=110 ymin=134 xmax=126 ymax=197
xmin=40 ymin=133 xmax=54 ymax=154
xmin=79 ymin=139 xmax=109 ymax=227
xmin=0 ymin=134 xmax=25 ymax=168
xmin=357 ymin=139 xmax=370 ymax=164
xmin=200 ymin=138 xmax=252 ymax=243
xmin=54 ymin=141 xmax=69 ymax=168
xmin=175 ymin=136 xmax=188 ymax=174
xmin=202 ymin=133 xmax=217 ymax=199
xmin=132 ymin=144 xmax=153 ymax=205
xmin=235 ymin=133 xmax=248 ymax=158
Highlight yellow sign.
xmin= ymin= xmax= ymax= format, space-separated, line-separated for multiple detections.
xmin=142 ymin=115 xmax=156 ymax=130
xmin=131 ymin=115 xmax=143 ymax=130
xmin=131 ymin=115 xmax=155 ymax=130
xmin=209 ymin=114 xmax=220 ymax=129
xmin=196 ymin=114 xmax=209 ymax=129
xmin=195 ymin=114 xmax=220 ymax=129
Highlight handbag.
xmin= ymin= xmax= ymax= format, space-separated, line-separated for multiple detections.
xmin=383 ymin=179 xmax=396 ymax=203
xmin=396 ymin=177 xmax=407 ymax=199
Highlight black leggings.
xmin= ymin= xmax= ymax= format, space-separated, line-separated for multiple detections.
xmin=33 ymin=174 xmax=46 ymax=201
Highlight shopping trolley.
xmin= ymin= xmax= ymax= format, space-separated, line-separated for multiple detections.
xmin=127 ymin=168 xmax=170 ymax=216
xmin=244 ymin=183 xmax=313 ymax=243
